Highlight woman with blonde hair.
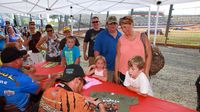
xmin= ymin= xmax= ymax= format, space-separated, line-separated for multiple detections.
xmin=114 ymin=16 xmax=152 ymax=84
xmin=86 ymin=55 xmax=108 ymax=81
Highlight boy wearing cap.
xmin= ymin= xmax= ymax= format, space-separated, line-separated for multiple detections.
xmin=83 ymin=16 xmax=104 ymax=66
xmin=94 ymin=16 xmax=121 ymax=82
xmin=61 ymin=36 xmax=81 ymax=67
xmin=59 ymin=26 xmax=80 ymax=51
xmin=0 ymin=47 xmax=54 ymax=111
xmin=39 ymin=64 xmax=105 ymax=112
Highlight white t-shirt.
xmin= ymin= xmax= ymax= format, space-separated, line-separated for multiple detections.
xmin=123 ymin=71 xmax=153 ymax=96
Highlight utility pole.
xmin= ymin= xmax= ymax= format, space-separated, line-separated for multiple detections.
xmin=165 ymin=4 xmax=174 ymax=45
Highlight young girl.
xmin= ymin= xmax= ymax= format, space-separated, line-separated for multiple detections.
xmin=123 ymin=56 xmax=153 ymax=96
xmin=86 ymin=56 xmax=108 ymax=81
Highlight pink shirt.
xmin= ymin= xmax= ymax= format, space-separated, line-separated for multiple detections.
xmin=118 ymin=32 xmax=145 ymax=75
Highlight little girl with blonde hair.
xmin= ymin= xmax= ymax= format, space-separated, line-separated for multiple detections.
xmin=86 ymin=55 xmax=108 ymax=81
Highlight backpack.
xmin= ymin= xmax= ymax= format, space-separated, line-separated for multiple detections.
xmin=140 ymin=32 xmax=165 ymax=76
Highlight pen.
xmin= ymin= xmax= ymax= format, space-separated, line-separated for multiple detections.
xmin=94 ymin=98 xmax=99 ymax=101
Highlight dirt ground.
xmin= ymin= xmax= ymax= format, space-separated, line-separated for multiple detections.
xmin=77 ymin=37 xmax=199 ymax=110
xmin=150 ymin=46 xmax=199 ymax=110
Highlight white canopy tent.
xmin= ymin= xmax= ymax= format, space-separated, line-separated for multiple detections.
xmin=0 ymin=0 xmax=199 ymax=15
xmin=0 ymin=0 xmax=199 ymax=44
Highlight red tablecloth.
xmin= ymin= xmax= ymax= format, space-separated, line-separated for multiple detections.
xmin=82 ymin=81 xmax=196 ymax=112
xmin=33 ymin=62 xmax=64 ymax=75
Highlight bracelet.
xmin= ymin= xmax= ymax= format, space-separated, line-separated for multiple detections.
xmin=48 ymin=74 xmax=51 ymax=79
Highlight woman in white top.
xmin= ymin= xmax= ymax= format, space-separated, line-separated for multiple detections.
xmin=86 ymin=55 xmax=108 ymax=81
xmin=123 ymin=56 xmax=153 ymax=96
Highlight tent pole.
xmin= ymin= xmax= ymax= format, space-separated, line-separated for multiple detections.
xmin=30 ymin=14 xmax=32 ymax=21
xmin=78 ymin=14 xmax=82 ymax=35
xmin=40 ymin=14 xmax=43 ymax=27
xmin=64 ymin=15 xmax=68 ymax=26
xmin=89 ymin=13 xmax=93 ymax=29
xmin=105 ymin=11 xmax=109 ymax=28
xmin=13 ymin=14 xmax=18 ymax=27
xmin=148 ymin=7 xmax=151 ymax=40
xmin=131 ymin=9 xmax=134 ymax=15
xmin=70 ymin=6 xmax=73 ymax=35
xmin=153 ymin=1 xmax=161 ymax=46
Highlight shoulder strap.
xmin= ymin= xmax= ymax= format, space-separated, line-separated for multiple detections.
xmin=140 ymin=32 xmax=147 ymax=57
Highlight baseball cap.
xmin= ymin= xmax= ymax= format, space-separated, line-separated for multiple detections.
xmin=63 ymin=26 xmax=71 ymax=32
xmin=57 ymin=64 xmax=86 ymax=84
xmin=107 ymin=16 xmax=118 ymax=24
xmin=1 ymin=47 xmax=27 ymax=63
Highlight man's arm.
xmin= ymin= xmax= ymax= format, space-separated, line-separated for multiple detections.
xmin=114 ymin=41 xmax=120 ymax=84
xmin=83 ymin=42 xmax=88 ymax=60
xmin=93 ymin=33 xmax=101 ymax=57
xmin=94 ymin=50 xmax=100 ymax=57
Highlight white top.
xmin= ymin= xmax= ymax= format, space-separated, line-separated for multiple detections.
xmin=94 ymin=69 xmax=104 ymax=77
xmin=123 ymin=71 xmax=153 ymax=96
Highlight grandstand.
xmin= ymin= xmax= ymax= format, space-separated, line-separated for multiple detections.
xmin=73 ymin=13 xmax=200 ymax=28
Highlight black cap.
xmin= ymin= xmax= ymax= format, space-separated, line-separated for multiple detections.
xmin=57 ymin=64 xmax=86 ymax=84
xmin=1 ymin=47 xmax=27 ymax=63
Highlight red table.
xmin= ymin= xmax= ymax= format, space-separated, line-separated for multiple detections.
xmin=33 ymin=62 xmax=64 ymax=75
xmin=82 ymin=81 xmax=196 ymax=112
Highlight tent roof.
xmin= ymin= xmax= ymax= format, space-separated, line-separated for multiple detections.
xmin=0 ymin=0 xmax=199 ymax=15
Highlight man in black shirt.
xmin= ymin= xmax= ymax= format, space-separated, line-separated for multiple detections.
xmin=83 ymin=16 xmax=104 ymax=65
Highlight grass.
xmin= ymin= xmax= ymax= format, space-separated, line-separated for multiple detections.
xmin=149 ymin=30 xmax=200 ymax=47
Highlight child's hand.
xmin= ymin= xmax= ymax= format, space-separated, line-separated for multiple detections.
xmin=90 ymin=65 xmax=96 ymax=69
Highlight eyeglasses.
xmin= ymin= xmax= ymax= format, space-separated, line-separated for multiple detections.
xmin=92 ymin=21 xmax=99 ymax=24
xmin=46 ymin=30 xmax=53 ymax=32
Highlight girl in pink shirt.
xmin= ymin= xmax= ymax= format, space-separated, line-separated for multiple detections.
xmin=86 ymin=55 xmax=108 ymax=81
xmin=114 ymin=16 xmax=152 ymax=85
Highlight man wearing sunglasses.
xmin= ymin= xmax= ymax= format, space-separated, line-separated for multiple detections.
xmin=94 ymin=16 xmax=121 ymax=82
xmin=83 ymin=16 xmax=104 ymax=66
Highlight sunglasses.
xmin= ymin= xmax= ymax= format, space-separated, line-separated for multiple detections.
xmin=92 ymin=21 xmax=99 ymax=24
xmin=108 ymin=22 xmax=117 ymax=25
xmin=46 ymin=30 xmax=53 ymax=32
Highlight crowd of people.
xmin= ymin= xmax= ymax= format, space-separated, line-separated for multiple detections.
xmin=0 ymin=15 xmax=155 ymax=112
